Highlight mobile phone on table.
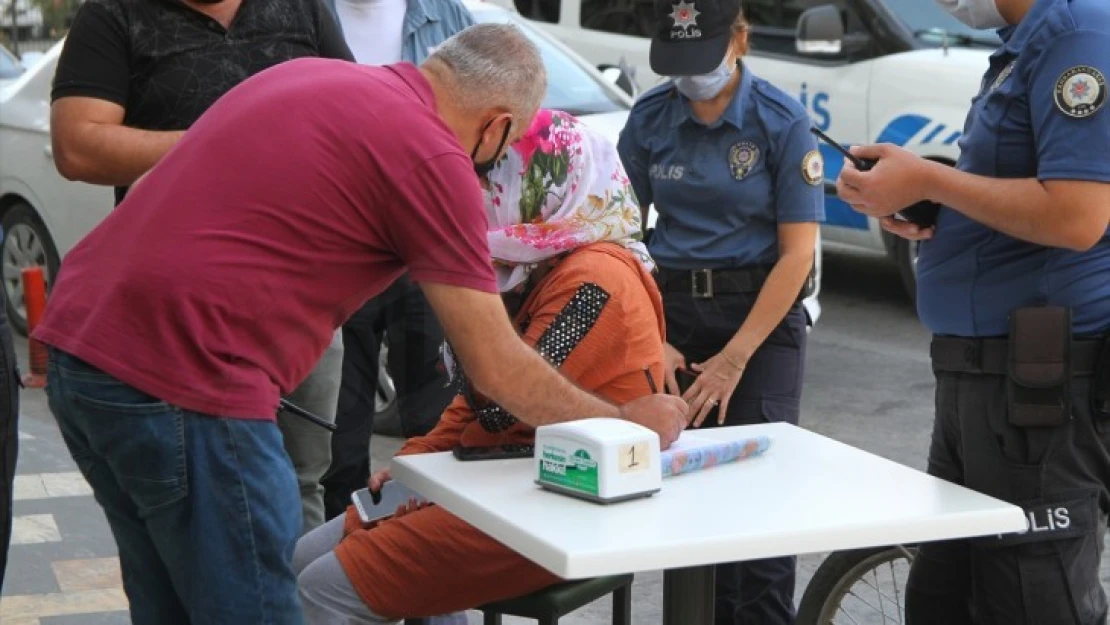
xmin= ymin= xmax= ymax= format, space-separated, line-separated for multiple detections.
xmin=351 ymin=482 xmax=426 ymax=524
xmin=810 ymin=126 xmax=939 ymax=228
xmin=452 ymin=444 xmax=534 ymax=461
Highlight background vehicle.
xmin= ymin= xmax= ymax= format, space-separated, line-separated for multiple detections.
xmin=0 ymin=43 xmax=114 ymax=333
xmin=0 ymin=44 xmax=24 ymax=86
xmin=489 ymin=0 xmax=996 ymax=300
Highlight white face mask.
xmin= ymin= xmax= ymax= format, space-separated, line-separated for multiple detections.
xmin=934 ymin=0 xmax=1008 ymax=30
xmin=672 ymin=56 xmax=736 ymax=101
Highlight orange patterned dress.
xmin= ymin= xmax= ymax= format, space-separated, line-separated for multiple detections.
xmin=334 ymin=243 xmax=665 ymax=618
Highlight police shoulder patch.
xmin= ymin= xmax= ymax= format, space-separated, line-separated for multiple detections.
xmin=1054 ymin=65 xmax=1107 ymax=118
xmin=801 ymin=150 xmax=824 ymax=186
xmin=728 ymin=141 xmax=760 ymax=180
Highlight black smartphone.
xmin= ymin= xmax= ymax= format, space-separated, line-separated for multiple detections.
xmin=810 ymin=126 xmax=939 ymax=229
xmin=895 ymin=200 xmax=941 ymax=229
xmin=452 ymin=444 xmax=535 ymax=461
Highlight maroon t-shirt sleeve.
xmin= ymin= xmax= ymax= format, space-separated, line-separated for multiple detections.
xmin=385 ymin=152 xmax=498 ymax=293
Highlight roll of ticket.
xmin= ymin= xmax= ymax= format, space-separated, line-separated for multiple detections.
xmin=661 ymin=435 xmax=771 ymax=478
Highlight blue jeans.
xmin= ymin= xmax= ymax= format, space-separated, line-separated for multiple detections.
xmin=46 ymin=348 xmax=304 ymax=625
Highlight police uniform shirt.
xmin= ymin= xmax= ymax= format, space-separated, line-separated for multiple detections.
xmin=917 ymin=0 xmax=1110 ymax=337
xmin=618 ymin=67 xmax=826 ymax=270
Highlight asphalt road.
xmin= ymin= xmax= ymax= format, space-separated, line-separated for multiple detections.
xmin=3 ymin=250 xmax=1106 ymax=624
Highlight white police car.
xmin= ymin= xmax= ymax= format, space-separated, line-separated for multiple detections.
xmin=488 ymin=0 xmax=998 ymax=299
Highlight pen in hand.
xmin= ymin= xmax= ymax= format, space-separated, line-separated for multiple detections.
xmin=644 ymin=367 xmax=658 ymax=394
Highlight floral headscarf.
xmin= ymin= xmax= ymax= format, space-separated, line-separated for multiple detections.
xmin=483 ymin=109 xmax=654 ymax=292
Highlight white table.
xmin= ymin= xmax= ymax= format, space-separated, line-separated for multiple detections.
xmin=392 ymin=423 xmax=1027 ymax=624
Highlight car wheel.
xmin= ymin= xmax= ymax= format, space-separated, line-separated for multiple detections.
xmin=892 ymin=235 xmax=920 ymax=305
xmin=1 ymin=202 xmax=61 ymax=336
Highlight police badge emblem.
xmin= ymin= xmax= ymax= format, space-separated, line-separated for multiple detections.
xmin=802 ymin=150 xmax=824 ymax=186
xmin=729 ymin=142 xmax=759 ymax=180
xmin=1054 ymin=66 xmax=1107 ymax=119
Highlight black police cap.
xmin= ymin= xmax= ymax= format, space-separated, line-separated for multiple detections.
xmin=650 ymin=0 xmax=742 ymax=77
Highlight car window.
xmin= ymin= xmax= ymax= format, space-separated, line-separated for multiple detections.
xmin=0 ymin=46 xmax=23 ymax=80
xmin=471 ymin=7 xmax=627 ymax=116
xmin=883 ymin=0 xmax=999 ymax=47
xmin=512 ymin=0 xmax=561 ymax=24
xmin=744 ymin=0 xmax=856 ymax=30
xmin=580 ymin=0 xmax=654 ymax=38
xmin=746 ymin=0 xmax=868 ymax=58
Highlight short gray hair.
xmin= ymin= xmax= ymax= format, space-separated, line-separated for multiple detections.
xmin=425 ymin=23 xmax=547 ymax=126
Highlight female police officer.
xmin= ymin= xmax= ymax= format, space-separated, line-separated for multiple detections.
xmin=618 ymin=0 xmax=823 ymax=622
xmin=838 ymin=0 xmax=1110 ymax=623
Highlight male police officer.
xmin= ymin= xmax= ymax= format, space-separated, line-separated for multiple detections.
xmin=837 ymin=0 xmax=1110 ymax=623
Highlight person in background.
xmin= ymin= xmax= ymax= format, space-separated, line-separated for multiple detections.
xmin=618 ymin=0 xmax=823 ymax=622
xmin=321 ymin=0 xmax=475 ymax=524
xmin=36 ymin=25 xmax=687 ymax=624
xmin=837 ymin=0 xmax=1110 ymax=622
xmin=294 ymin=109 xmax=664 ymax=624
xmin=49 ymin=0 xmax=353 ymax=536
xmin=0 ymin=274 xmax=18 ymax=590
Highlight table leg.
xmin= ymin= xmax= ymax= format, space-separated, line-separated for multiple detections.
xmin=663 ymin=565 xmax=714 ymax=625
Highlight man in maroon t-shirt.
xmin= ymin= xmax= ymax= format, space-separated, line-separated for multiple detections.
xmin=34 ymin=23 xmax=687 ymax=623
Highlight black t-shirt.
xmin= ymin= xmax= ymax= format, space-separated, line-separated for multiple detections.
xmin=52 ymin=0 xmax=355 ymax=203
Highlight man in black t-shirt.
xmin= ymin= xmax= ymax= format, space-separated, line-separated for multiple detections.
xmin=52 ymin=0 xmax=353 ymax=204
xmin=49 ymin=0 xmax=354 ymax=542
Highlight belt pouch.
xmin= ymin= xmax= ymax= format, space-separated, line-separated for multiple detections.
xmin=1093 ymin=334 xmax=1110 ymax=418
xmin=1008 ymin=307 xmax=1072 ymax=427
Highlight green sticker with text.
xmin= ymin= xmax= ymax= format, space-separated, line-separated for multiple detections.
xmin=539 ymin=445 xmax=599 ymax=496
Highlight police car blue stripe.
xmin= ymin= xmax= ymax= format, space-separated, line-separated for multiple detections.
xmin=944 ymin=130 xmax=962 ymax=145
xmin=922 ymin=124 xmax=948 ymax=144
xmin=823 ymin=195 xmax=869 ymax=230
xmin=818 ymin=142 xmax=869 ymax=230
xmin=875 ymin=114 xmax=931 ymax=145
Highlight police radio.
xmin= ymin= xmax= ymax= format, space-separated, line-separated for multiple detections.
xmin=810 ymin=127 xmax=939 ymax=229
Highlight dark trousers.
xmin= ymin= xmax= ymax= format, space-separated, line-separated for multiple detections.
xmin=665 ymin=290 xmax=807 ymax=625
xmin=321 ymin=276 xmax=453 ymax=520
xmin=0 ymin=293 xmax=17 ymax=590
xmin=906 ymin=341 xmax=1110 ymax=625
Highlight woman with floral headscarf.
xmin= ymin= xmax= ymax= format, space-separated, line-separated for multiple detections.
xmin=293 ymin=110 xmax=667 ymax=623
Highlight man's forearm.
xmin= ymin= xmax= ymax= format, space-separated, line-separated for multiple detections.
xmin=922 ymin=160 xmax=1105 ymax=250
xmin=476 ymin=342 xmax=620 ymax=427
xmin=54 ymin=124 xmax=184 ymax=186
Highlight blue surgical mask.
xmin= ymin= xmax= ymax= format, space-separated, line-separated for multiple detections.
xmin=672 ymin=57 xmax=735 ymax=101
xmin=934 ymin=0 xmax=1007 ymax=29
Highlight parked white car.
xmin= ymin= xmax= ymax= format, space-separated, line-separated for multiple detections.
xmin=488 ymin=0 xmax=995 ymax=299
xmin=0 ymin=44 xmax=24 ymax=87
